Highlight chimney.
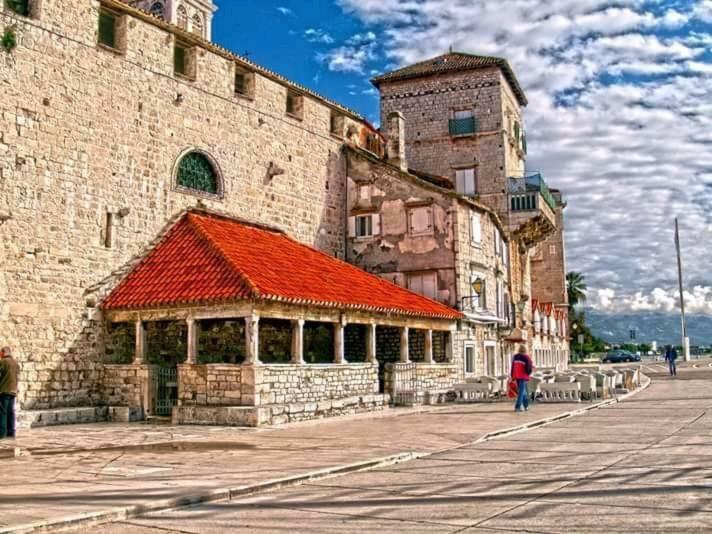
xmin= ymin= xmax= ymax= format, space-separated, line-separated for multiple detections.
xmin=386 ymin=111 xmax=408 ymax=173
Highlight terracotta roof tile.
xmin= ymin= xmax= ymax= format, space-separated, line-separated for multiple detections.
xmin=371 ymin=52 xmax=527 ymax=106
xmin=102 ymin=211 xmax=462 ymax=320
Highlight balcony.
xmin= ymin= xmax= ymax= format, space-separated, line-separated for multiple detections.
xmin=508 ymin=173 xmax=558 ymax=247
xmin=449 ymin=117 xmax=476 ymax=137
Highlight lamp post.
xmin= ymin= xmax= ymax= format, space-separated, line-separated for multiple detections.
xmin=572 ymin=323 xmax=579 ymax=362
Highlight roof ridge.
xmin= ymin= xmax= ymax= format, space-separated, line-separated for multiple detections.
xmin=186 ymin=212 xmax=261 ymax=298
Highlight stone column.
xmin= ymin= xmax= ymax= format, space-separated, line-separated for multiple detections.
xmin=245 ymin=314 xmax=261 ymax=365
xmin=445 ymin=331 xmax=453 ymax=362
xmin=400 ymin=326 xmax=410 ymax=363
xmin=366 ymin=323 xmax=377 ymax=364
xmin=134 ymin=319 xmax=145 ymax=365
xmin=186 ymin=318 xmax=198 ymax=364
xmin=334 ymin=321 xmax=346 ymax=364
xmin=291 ymin=319 xmax=305 ymax=365
xmin=424 ymin=329 xmax=434 ymax=364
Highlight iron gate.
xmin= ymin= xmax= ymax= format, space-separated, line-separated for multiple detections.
xmin=391 ymin=362 xmax=419 ymax=406
xmin=150 ymin=366 xmax=178 ymax=417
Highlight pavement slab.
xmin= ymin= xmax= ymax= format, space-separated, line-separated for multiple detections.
xmin=86 ymin=365 xmax=712 ymax=533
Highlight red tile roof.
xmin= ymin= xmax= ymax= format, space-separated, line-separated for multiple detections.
xmin=371 ymin=52 xmax=527 ymax=106
xmin=102 ymin=211 xmax=462 ymax=320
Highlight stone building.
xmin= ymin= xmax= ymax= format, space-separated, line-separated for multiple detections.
xmin=371 ymin=52 xmax=570 ymax=368
xmin=0 ymin=0 xmax=568 ymax=426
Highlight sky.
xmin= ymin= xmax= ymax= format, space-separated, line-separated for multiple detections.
xmin=212 ymin=0 xmax=712 ymax=316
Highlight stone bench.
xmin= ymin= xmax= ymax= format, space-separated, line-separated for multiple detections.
xmin=453 ymin=382 xmax=491 ymax=402
xmin=539 ymin=382 xmax=581 ymax=402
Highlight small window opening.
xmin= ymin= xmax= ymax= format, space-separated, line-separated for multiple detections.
xmin=286 ymin=91 xmax=304 ymax=119
xmin=104 ymin=212 xmax=114 ymax=249
xmin=98 ymin=8 xmax=119 ymax=50
xmin=5 ymin=0 xmax=29 ymax=16
xmin=174 ymin=40 xmax=196 ymax=79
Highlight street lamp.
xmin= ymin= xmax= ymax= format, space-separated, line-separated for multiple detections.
xmin=572 ymin=323 xmax=579 ymax=362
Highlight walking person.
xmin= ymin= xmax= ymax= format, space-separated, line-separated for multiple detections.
xmin=665 ymin=345 xmax=678 ymax=378
xmin=0 ymin=347 xmax=19 ymax=439
xmin=511 ymin=344 xmax=534 ymax=412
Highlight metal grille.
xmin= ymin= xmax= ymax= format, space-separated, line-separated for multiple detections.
xmin=151 ymin=367 xmax=178 ymax=417
xmin=177 ymin=152 xmax=218 ymax=194
xmin=392 ymin=363 xmax=419 ymax=406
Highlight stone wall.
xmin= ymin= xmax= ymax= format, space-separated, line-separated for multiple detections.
xmin=415 ymin=363 xmax=460 ymax=391
xmin=253 ymin=363 xmax=378 ymax=406
xmin=178 ymin=364 xmax=243 ymax=406
xmin=0 ymin=0 xmax=381 ymax=409
xmin=102 ymin=364 xmax=151 ymax=408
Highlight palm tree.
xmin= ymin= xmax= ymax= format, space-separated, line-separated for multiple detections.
xmin=566 ymin=271 xmax=587 ymax=309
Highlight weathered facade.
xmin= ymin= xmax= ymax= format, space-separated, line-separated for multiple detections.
xmin=0 ymin=1 xmax=569 ymax=426
xmin=372 ymin=53 xmax=570 ymax=369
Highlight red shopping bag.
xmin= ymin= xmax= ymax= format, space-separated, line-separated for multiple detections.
xmin=507 ymin=379 xmax=518 ymax=399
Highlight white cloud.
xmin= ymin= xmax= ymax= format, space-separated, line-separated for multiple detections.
xmin=591 ymin=287 xmax=712 ymax=315
xmin=276 ymin=6 xmax=293 ymax=16
xmin=693 ymin=0 xmax=712 ymax=23
xmin=317 ymin=32 xmax=378 ymax=73
xmin=338 ymin=0 xmax=712 ymax=315
xmin=305 ymin=28 xmax=335 ymax=45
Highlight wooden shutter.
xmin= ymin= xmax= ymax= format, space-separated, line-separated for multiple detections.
xmin=348 ymin=216 xmax=356 ymax=238
xmin=372 ymin=213 xmax=381 ymax=236
xmin=98 ymin=10 xmax=116 ymax=49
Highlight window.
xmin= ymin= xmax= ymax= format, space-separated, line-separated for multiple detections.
xmin=549 ymin=244 xmax=557 ymax=256
xmin=5 ymin=0 xmax=29 ymax=16
xmin=175 ymin=151 xmax=221 ymax=196
xmin=407 ymin=205 xmax=434 ymax=236
xmin=359 ymin=185 xmax=370 ymax=201
xmin=465 ymin=345 xmax=476 ymax=374
xmin=455 ymin=168 xmax=476 ymax=196
xmin=192 ymin=13 xmax=204 ymax=37
xmin=502 ymin=238 xmax=509 ymax=266
xmin=176 ymin=3 xmax=188 ymax=29
xmin=407 ymin=272 xmax=437 ymax=300
xmin=330 ymin=111 xmax=344 ymax=136
xmin=234 ymin=66 xmax=254 ymax=98
xmin=494 ymin=227 xmax=502 ymax=257
xmin=513 ymin=121 xmax=520 ymax=144
xmin=349 ymin=213 xmax=379 ymax=239
xmin=449 ymin=109 xmax=476 ymax=136
xmin=286 ymin=91 xmax=304 ymax=119
xmin=470 ymin=213 xmax=482 ymax=246
xmin=149 ymin=1 xmax=165 ymax=19
xmin=98 ymin=8 xmax=119 ymax=50
xmin=174 ymin=40 xmax=196 ymax=79
xmin=104 ymin=212 xmax=114 ymax=249
xmin=496 ymin=279 xmax=504 ymax=318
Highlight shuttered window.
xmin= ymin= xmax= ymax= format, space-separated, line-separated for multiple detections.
xmin=5 ymin=0 xmax=29 ymax=16
xmin=455 ymin=168 xmax=476 ymax=196
xmin=174 ymin=43 xmax=187 ymax=76
xmin=470 ymin=213 xmax=482 ymax=246
xmin=349 ymin=214 xmax=380 ymax=239
xmin=407 ymin=206 xmax=433 ymax=236
xmin=407 ymin=272 xmax=438 ymax=300
xmin=98 ymin=9 xmax=117 ymax=49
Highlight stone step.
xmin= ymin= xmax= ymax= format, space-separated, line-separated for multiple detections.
xmin=17 ymin=407 xmax=108 ymax=429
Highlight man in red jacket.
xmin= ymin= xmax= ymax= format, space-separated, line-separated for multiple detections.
xmin=511 ymin=344 xmax=534 ymax=412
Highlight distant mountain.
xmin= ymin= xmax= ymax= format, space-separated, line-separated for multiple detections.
xmin=584 ymin=309 xmax=712 ymax=346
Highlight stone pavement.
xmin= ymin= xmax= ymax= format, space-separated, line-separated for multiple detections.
xmin=0 ymin=397 xmax=598 ymax=532
xmin=96 ymin=370 xmax=712 ymax=533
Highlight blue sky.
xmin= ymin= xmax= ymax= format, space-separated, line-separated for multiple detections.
xmin=212 ymin=0 xmax=712 ymax=315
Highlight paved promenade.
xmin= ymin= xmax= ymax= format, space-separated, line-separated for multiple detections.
xmin=99 ymin=364 xmax=712 ymax=533
xmin=0 ymin=397 xmax=589 ymax=531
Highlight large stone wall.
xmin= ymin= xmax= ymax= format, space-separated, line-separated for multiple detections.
xmin=102 ymin=364 xmax=151 ymax=408
xmin=253 ymin=363 xmax=378 ymax=406
xmin=0 ymin=0 xmax=373 ymax=409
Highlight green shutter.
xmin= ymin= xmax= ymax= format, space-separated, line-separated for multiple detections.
xmin=174 ymin=45 xmax=186 ymax=75
xmin=514 ymin=122 xmax=520 ymax=144
xmin=98 ymin=10 xmax=116 ymax=49
xmin=177 ymin=152 xmax=218 ymax=195
xmin=5 ymin=0 xmax=29 ymax=16
xmin=522 ymin=134 xmax=527 ymax=154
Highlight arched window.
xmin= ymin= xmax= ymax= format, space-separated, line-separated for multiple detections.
xmin=192 ymin=13 xmax=203 ymax=37
xmin=177 ymin=4 xmax=188 ymax=29
xmin=149 ymin=1 xmax=164 ymax=19
xmin=175 ymin=151 xmax=221 ymax=196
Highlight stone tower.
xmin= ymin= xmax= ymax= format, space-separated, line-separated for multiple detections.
xmin=372 ymin=52 xmax=569 ymax=339
xmin=128 ymin=0 xmax=218 ymax=40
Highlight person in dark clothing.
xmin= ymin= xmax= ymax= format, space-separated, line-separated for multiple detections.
xmin=0 ymin=347 xmax=19 ymax=439
xmin=510 ymin=344 xmax=534 ymax=412
xmin=665 ymin=345 xmax=678 ymax=377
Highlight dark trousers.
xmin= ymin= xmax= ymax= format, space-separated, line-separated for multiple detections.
xmin=668 ymin=359 xmax=677 ymax=377
xmin=0 ymin=394 xmax=16 ymax=438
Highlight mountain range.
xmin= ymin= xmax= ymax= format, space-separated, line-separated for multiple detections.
xmin=584 ymin=309 xmax=712 ymax=346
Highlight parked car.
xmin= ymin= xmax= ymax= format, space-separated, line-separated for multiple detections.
xmin=602 ymin=350 xmax=641 ymax=363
